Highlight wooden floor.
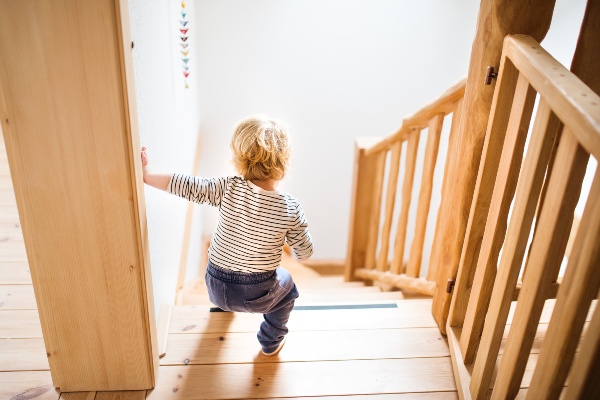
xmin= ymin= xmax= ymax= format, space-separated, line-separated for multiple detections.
xmin=0 ymin=136 xmax=458 ymax=399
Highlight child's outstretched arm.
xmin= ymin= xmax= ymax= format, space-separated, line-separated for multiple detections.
xmin=141 ymin=147 xmax=171 ymax=191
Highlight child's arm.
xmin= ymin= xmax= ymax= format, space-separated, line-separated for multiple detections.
xmin=286 ymin=204 xmax=314 ymax=261
xmin=141 ymin=147 xmax=171 ymax=191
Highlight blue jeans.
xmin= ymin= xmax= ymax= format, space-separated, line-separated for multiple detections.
xmin=205 ymin=261 xmax=300 ymax=353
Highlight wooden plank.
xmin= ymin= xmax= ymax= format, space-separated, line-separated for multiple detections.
xmin=505 ymin=35 xmax=600 ymax=159
xmin=460 ymin=72 xmax=537 ymax=363
xmin=406 ymin=114 xmax=443 ymax=277
xmin=0 ymin=284 xmax=37 ymax=309
xmin=95 ymin=391 xmax=146 ymax=400
xmin=176 ymin=134 xmax=202 ymax=297
xmin=169 ymin=300 xmax=437 ymax=334
xmin=564 ymin=289 xmax=600 ymax=399
xmin=365 ymin=78 xmax=466 ymax=156
xmin=446 ymin=54 xmax=521 ymax=332
xmin=345 ymin=137 xmax=385 ymax=281
xmin=427 ymin=98 xmax=463 ymax=282
xmin=432 ymin=0 xmax=556 ymax=334
xmin=390 ymin=130 xmax=420 ymax=274
xmin=0 ymin=310 xmax=43 ymax=338
xmin=0 ymin=338 xmax=49 ymax=371
xmin=491 ymin=131 xmax=589 ymax=399
xmin=162 ymin=327 xmax=449 ymax=366
xmin=376 ymin=141 xmax=402 ymax=272
xmin=527 ymin=171 xmax=600 ymax=399
xmin=146 ymin=358 xmax=456 ymax=399
xmin=0 ymin=261 xmax=31 ymax=284
xmin=0 ymin=0 xmax=157 ymax=390
xmin=469 ymin=99 xmax=560 ymax=398
xmin=0 ymin=371 xmax=58 ymax=400
xmin=157 ymin=304 xmax=172 ymax=359
xmin=60 ymin=393 xmax=96 ymax=400
xmin=364 ymin=152 xmax=387 ymax=270
xmin=355 ymin=268 xmax=435 ymax=295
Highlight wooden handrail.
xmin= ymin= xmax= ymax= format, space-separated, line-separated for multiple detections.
xmin=447 ymin=35 xmax=600 ymax=399
xmin=364 ymin=78 xmax=466 ymax=156
xmin=346 ymin=79 xmax=466 ymax=295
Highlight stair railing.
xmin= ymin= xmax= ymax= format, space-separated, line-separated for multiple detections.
xmin=447 ymin=34 xmax=600 ymax=399
xmin=345 ymin=77 xmax=466 ymax=295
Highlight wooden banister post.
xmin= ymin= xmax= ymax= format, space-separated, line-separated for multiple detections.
xmin=432 ymin=0 xmax=556 ymax=334
xmin=0 ymin=0 xmax=158 ymax=391
xmin=345 ymin=137 xmax=384 ymax=282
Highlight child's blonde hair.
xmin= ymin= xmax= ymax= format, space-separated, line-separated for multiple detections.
xmin=231 ymin=115 xmax=290 ymax=181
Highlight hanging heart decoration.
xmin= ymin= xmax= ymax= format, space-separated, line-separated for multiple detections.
xmin=180 ymin=1 xmax=189 ymax=88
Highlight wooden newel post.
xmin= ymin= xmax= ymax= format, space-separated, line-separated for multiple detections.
xmin=432 ymin=0 xmax=556 ymax=334
xmin=345 ymin=138 xmax=384 ymax=282
xmin=0 ymin=0 xmax=158 ymax=391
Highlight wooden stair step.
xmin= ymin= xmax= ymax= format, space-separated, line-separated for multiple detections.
xmin=162 ymin=327 xmax=449 ymax=366
xmin=169 ymin=301 xmax=436 ymax=334
xmin=147 ymin=358 xmax=455 ymax=399
xmin=268 ymin=395 xmax=458 ymax=400
xmin=0 ymin=284 xmax=37 ymax=309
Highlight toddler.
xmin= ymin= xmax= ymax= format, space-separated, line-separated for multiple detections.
xmin=141 ymin=115 xmax=313 ymax=356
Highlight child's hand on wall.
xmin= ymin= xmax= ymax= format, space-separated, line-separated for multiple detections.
xmin=140 ymin=147 xmax=171 ymax=191
xmin=141 ymin=147 xmax=150 ymax=181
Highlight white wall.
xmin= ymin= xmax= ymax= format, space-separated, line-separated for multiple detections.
xmin=192 ymin=0 xmax=479 ymax=262
xmin=128 ymin=0 xmax=203 ymax=314
xmin=191 ymin=0 xmax=589 ymax=269
xmin=127 ymin=0 xmax=591 ymax=303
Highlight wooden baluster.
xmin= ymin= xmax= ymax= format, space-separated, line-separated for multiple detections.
xmin=390 ymin=129 xmax=420 ymax=274
xmin=491 ymin=130 xmax=589 ymax=399
xmin=526 ymin=171 xmax=600 ymax=399
xmin=345 ymin=138 xmax=385 ymax=281
xmin=364 ymin=151 xmax=387 ymax=270
xmin=427 ymin=99 xmax=463 ymax=282
xmin=432 ymin=0 xmax=556 ymax=334
xmin=445 ymin=55 xmax=520 ymax=331
xmin=563 ymin=288 xmax=600 ymax=400
xmin=459 ymin=72 xmax=537 ymax=365
xmin=406 ymin=114 xmax=443 ymax=278
xmin=376 ymin=141 xmax=402 ymax=271
xmin=468 ymin=99 xmax=559 ymax=398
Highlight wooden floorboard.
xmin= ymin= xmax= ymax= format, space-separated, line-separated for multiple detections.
xmin=0 ymin=338 xmax=49 ymax=371
xmin=0 ymin=284 xmax=37 ymax=309
xmin=0 ymin=309 xmax=43 ymax=338
xmin=147 ymin=358 xmax=456 ymax=399
xmin=0 ymin=370 xmax=58 ymax=400
xmin=170 ymin=300 xmax=436 ymax=334
xmin=162 ymin=327 xmax=449 ymax=366
xmin=0 ymin=261 xmax=31 ymax=284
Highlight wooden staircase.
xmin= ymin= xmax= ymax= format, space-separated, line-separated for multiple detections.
xmin=0 ymin=134 xmax=458 ymax=398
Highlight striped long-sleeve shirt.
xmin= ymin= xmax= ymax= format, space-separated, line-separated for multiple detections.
xmin=168 ymin=174 xmax=314 ymax=272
